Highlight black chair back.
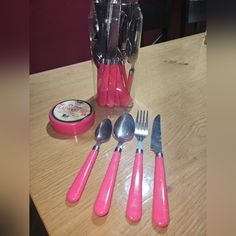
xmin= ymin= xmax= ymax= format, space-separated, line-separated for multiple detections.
xmin=187 ymin=0 xmax=206 ymax=23
xmin=139 ymin=0 xmax=171 ymax=44
xmin=181 ymin=0 xmax=206 ymax=36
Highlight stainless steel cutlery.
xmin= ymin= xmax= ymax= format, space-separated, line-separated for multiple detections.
xmin=94 ymin=113 xmax=135 ymax=216
xmin=66 ymin=112 xmax=169 ymax=227
xmin=67 ymin=119 xmax=112 ymax=203
xmin=151 ymin=115 xmax=170 ymax=228
xmin=126 ymin=110 xmax=148 ymax=222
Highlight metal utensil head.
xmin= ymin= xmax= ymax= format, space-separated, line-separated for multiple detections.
xmin=106 ymin=0 xmax=121 ymax=59
xmin=135 ymin=110 xmax=149 ymax=139
xmin=150 ymin=115 xmax=162 ymax=155
xmin=95 ymin=118 xmax=112 ymax=144
xmin=113 ymin=113 xmax=135 ymax=144
xmin=127 ymin=6 xmax=143 ymax=66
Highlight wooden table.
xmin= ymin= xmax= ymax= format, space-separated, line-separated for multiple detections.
xmin=30 ymin=34 xmax=206 ymax=235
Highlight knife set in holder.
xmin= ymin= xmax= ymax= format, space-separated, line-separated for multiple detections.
xmin=89 ymin=0 xmax=143 ymax=107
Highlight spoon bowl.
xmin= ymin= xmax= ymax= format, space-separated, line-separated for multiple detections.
xmin=113 ymin=113 xmax=135 ymax=144
xmin=95 ymin=118 xmax=112 ymax=144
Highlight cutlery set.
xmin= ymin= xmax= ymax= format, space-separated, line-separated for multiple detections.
xmin=66 ymin=111 xmax=170 ymax=228
xmin=48 ymin=0 xmax=169 ymax=229
xmin=89 ymin=0 xmax=143 ymax=107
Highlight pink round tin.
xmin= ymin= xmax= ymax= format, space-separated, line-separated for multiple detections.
xmin=49 ymin=99 xmax=95 ymax=136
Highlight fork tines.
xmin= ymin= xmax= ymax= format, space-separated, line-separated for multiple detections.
xmin=135 ymin=110 xmax=149 ymax=136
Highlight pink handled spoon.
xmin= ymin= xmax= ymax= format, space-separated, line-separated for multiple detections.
xmin=66 ymin=119 xmax=112 ymax=203
xmin=93 ymin=113 xmax=135 ymax=216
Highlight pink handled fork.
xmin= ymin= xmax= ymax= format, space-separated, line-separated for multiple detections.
xmin=126 ymin=110 xmax=148 ymax=222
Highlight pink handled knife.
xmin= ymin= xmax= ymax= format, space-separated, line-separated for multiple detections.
xmin=150 ymin=115 xmax=170 ymax=228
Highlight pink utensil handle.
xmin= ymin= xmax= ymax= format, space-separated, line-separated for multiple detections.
xmin=116 ymin=67 xmax=133 ymax=107
xmin=153 ymin=155 xmax=170 ymax=228
xmin=126 ymin=151 xmax=143 ymax=222
xmin=114 ymin=63 xmax=123 ymax=106
xmin=66 ymin=148 xmax=99 ymax=203
xmin=120 ymin=64 xmax=128 ymax=87
xmin=97 ymin=64 xmax=109 ymax=106
xmin=93 ymin=150 xmax=121 ymax=216
xmin=107 ymin=64 xmax=117 ymax=107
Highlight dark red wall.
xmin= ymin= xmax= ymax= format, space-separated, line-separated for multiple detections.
xmin=30 ymin=0 xmax=91 ymax=74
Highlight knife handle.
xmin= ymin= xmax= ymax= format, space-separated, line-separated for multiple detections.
xmin=153 ymin=155 xmax=170 ymax=228
xmin=107 ymin=64 xmax=116 ymax=107
xmin=97 ymin=64 xmax=109 ymax=106
xmin=126 ymin=151 xmax=143 ymax=222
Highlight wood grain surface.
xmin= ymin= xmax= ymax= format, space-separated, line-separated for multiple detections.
xmin=30 ymin=34 xmax=206 ymax=236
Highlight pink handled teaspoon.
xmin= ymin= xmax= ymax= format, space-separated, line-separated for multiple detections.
xmin=66 ymin=119 xmax=112 ymax=203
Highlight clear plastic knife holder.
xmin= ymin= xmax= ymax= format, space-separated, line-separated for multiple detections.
xmin=88 ymin=0 xmax=143 ymax=107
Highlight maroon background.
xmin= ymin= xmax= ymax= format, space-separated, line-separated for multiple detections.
xmin=30 ymin=0 xmax=187 ymax=74
xmin=30 ymin=0 xmax=91 ymax=74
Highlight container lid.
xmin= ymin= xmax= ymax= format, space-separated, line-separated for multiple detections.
xmin=49 ymin=99 xmax=95 ymax=136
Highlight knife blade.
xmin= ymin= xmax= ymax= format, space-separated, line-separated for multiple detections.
xmin=150 ymin=114 xmax=163 ymax=156
xmin=94 ymin=0 xmax=107 ymax=58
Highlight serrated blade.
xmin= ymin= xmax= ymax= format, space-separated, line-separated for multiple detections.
xmin=150 ymin=114 xmax=162 ymax=155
